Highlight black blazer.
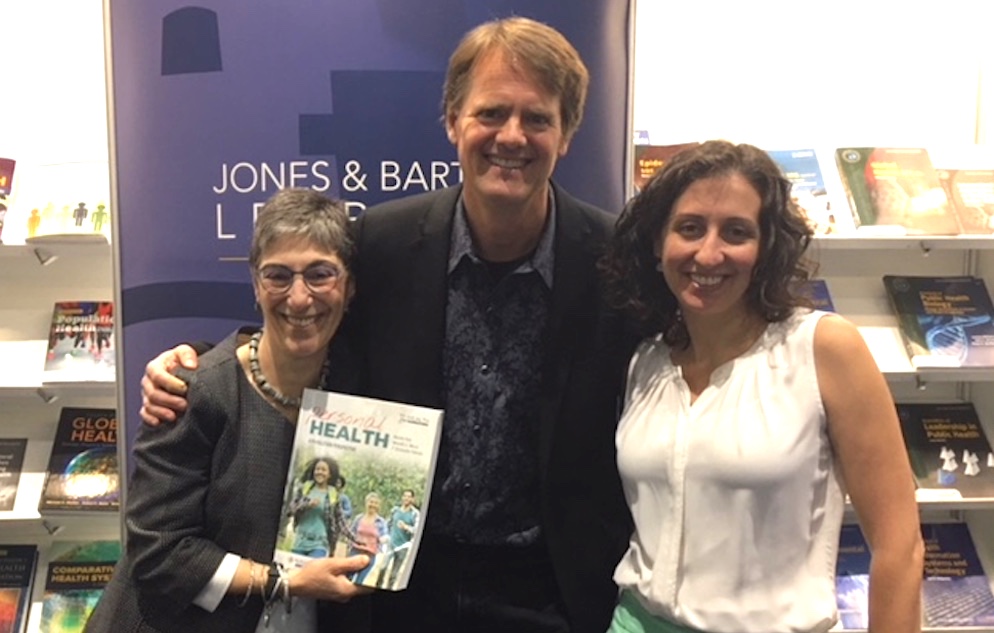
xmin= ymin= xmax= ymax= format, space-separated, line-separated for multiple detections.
xmin=348 ymin=183 xmax=634 ymax=633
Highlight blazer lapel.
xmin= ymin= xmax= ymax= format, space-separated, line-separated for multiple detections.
xmin=404 ymin=187 xmax=460 ymax=404
xmin=538 ymin=184 xmax=601 ymax=467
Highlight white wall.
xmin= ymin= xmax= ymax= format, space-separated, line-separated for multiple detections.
xmin=1 ymin=0 xmax=110 ymax=244
xmin=632 ymin=0 xmax=994 ymax=149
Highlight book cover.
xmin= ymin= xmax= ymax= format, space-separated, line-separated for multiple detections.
xmin=39 ymin=540 xmax=120 ymax=633
xmin=921 ymin=522 xmax=994 ymax=627
xmin=632 ymin=143 xmax=699 ymax=193
xmin=0 ymin=159 xmax=14 ymax=197
xmin=834 ymin=524 xmax=870 ymax=629
xmin=767 ymin=149 xmax=845 ymax=235
xmin=39 ymin=408 xmax=118 ymax=513
xmin=835 ymin=147 xmax=961 ymax=235
xmin=274 ymin=389 xmax=443 ymax=591
xmin=799 ymin=279 xmax=835 ymax=313
xmin=0 ymin=544 xmax=38 ymax=633
xmin=882 ymin=275 xmax=994 ymax=368
xmin=0 ymin=440 xmax=27 ymax=512
xmin=42 ymin=301 xmax=115 ymax=384
xmin=937 ymin=168 xmax=994 ymax=234
xmin=897 ymin=402 xmax=994 ymax=500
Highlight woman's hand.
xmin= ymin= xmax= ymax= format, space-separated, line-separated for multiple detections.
xmin=289 ymin=555 xmax=373 ymax=602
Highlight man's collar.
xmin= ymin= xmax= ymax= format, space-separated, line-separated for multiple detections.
xmin=447 ymin=188 xmax=556 ymax=288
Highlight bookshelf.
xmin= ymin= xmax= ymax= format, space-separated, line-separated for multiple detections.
xmin=2 ymin=0 xmax=117 ymax=630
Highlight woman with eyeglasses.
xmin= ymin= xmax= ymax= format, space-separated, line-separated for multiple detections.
xmin=86 ymin=189 xmax=371 ymax=633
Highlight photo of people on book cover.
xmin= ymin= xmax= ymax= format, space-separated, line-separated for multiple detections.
xmin=274 ymin=389 xmax=442 ymax=591
xmin=43 ymin=301 xmax=115 ymax=383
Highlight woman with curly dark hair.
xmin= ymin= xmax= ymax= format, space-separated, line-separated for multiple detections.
xmin=601 ymin=141 xmax=922 ymax=633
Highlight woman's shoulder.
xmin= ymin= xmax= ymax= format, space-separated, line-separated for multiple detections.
xmin=177 ymin=332 xmax=243 ymax=386
xmin=625 ymin=333 xmax=676 ymax=389
xmin=629 ymin=333 xmax=672 ymax=372
xmin=175 ymin=341 xmax=243 ymax=419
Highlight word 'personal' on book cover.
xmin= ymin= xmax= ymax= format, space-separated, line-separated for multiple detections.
xmin=39 ymin=407 xmax=119 ymax=513
xmin=274 ymin=389 xmax=443 ymax=592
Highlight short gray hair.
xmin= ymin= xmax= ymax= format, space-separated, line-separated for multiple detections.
xmin=248 ymin=188 xmax=354 ymax=270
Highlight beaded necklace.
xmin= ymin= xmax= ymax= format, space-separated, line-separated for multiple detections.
xmin=248 ymin=330 xmax=329 ymax=408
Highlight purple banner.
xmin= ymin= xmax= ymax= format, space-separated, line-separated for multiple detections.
xmin=107 ymin=0 xmax=630 ymax=448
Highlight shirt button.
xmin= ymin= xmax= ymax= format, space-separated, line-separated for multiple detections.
xmin=463 ymin=482 xmax=471 ymax=490
xmin=473 ymin=424 xmax=482 ymax=434
xmin=480 ymin=364 xmax=490 ymax=374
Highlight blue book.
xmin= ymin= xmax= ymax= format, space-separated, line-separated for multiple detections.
xmin=767 ymin=149 xmax=845 ymax=235
xmin=801 ymin=279 xmax=835 ymax=313
xmin=921 ymin=523 xmax=994 ymax=627
xmin=835 ymin=525 xmax=870 ymax=629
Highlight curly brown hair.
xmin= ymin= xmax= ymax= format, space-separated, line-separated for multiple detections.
xmin=601 ymin=140 xmax=816 ymax=346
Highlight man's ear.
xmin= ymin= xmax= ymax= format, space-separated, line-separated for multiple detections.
xmin=445 ymin=112 xmax=458 ymax=145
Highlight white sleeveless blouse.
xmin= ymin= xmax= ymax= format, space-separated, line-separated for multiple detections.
xmin=613 ymin=310 xmax=844 ymax=633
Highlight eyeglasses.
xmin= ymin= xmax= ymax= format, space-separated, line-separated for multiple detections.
xmin=256 ymin=263 xmax=344 ymax=294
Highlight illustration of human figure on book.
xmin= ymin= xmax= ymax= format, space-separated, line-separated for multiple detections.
xmin=963 ymin=450 xmax=980 ymax=477
xmin=73 ymin=202 xmax=88 ymax=227
xmin=287 ymin=456 xmax=352 ymax=558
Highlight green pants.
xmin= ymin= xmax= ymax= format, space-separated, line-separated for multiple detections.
xmin=608 ymin=591 xmax=703 ymax=633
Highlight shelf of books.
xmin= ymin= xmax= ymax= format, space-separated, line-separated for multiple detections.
xmin=0 ymin=237 xmax=120 ymax=633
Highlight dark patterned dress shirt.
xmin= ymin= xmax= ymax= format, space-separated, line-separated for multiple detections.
xmin=428 ymin=195 xmax=556 ymax=546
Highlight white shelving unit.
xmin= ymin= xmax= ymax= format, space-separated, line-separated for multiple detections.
xmin=0 ymin=239 xmax=119 ymax=631
xmin=818 ymin=236 xmax=994 ymax=629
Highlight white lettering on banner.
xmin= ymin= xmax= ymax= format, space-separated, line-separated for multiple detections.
xmin=344 ymin=201 xmax=366 ymax=218
xmin=380 ymin=161 xmax=462 ymax=192
xmin=211 ymin=157 xmax=458 ymax=248
xmin=212 ymin=160 xmax=334 ymax=194
xmin=216 ymin=203 xmax=235 ymax=239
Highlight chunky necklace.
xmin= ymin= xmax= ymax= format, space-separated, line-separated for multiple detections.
xmin=248 ymin=330 xmax=328 ymax=408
